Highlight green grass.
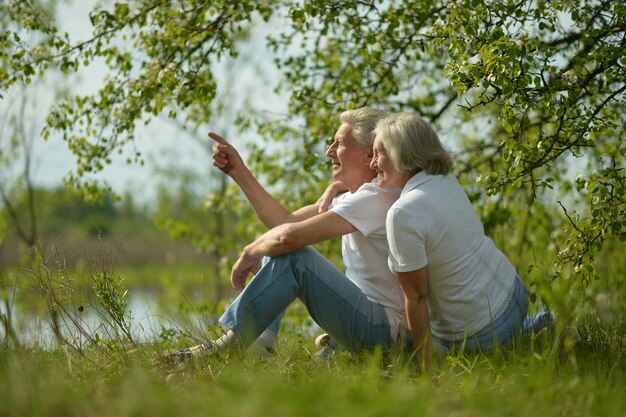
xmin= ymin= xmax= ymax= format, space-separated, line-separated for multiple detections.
xmin=1 ymin=261 xmax=625 ymax=417
xmin=1 ymin=314 xmax=624 ymax=417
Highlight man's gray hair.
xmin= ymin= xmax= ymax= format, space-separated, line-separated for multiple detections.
xmin=340 ymin=107 xmax=388 ymax=148
xmin=374 ymin=113 xmax=452 ymax=175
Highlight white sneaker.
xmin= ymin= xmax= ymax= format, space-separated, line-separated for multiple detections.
xmin=314 ymin=333 xmax=339 ymax=360
xmin=156 ymin=341 xmax=217 ymax=367
xmin=246 ymin=329 xmax=276 ymax=361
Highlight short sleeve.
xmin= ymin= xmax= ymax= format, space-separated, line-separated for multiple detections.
xmin=330 ymin=184 xmax=398 ymax=236
xmin=386 ymin=205 xmax=428 ymax=272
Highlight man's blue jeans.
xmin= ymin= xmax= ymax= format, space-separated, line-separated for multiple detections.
xmin=220 ymin=247 xmax=393 ymax=350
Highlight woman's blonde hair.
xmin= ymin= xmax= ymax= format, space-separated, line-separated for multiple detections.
xmin=374 ymin=113 xmax=452 ymax=175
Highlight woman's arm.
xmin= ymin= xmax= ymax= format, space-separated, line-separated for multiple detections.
xmin=315 ymin=181 xmax=349 ymax=213
xmin=396 ymin=267 xmax=432 ymax=370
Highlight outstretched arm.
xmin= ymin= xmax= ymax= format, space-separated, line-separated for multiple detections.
xmin=210 ymin=131 xmax=319 ymax=228
xmin=230 ymin=211 xmax=356 ymax=291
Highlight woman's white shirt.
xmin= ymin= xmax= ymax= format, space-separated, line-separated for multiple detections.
xmin=386 ymin=172 xmax=516 ymax=341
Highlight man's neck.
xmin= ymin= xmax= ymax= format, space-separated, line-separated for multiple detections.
xmin=346 ymin=173 xmax=376 ymax=193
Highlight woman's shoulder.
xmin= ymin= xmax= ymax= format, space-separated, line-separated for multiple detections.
xmin=388 ymin=195 xmax=421 ymax=222
xmin=390 ymin=176 xmax=455 ymax=218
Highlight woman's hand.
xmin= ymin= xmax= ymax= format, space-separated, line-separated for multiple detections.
xmin=316 ymin=181 xmax=349 ymax=213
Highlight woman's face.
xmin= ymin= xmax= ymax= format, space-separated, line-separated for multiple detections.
xmin=370 ymin=136 xmax=411 ymax=188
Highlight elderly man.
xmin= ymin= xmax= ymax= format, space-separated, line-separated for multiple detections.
xmin=168 ymin=108 xmax=406 ymax=362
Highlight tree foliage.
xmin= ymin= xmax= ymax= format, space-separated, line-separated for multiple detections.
xmin=1 ymin=0 xmax=624 ymax=288
xmin=267 ymin=0 xmax=625 ymax=283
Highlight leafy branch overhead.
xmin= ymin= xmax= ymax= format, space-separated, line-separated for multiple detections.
xmin=1 ymin=0 xmax=624 ymax=282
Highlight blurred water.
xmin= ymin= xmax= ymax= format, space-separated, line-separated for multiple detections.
xmin=0 ymin=291 xmax=215 ymax=349
xmin=1 ymin=290 xmax=323 ymax=349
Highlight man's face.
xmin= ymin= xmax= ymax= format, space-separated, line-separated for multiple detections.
xmin=326 ymin=123 xmax=372 ymax=187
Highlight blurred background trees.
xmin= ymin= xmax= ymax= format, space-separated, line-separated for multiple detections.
xmin=0 ymin=0 xmax=624 ymax=311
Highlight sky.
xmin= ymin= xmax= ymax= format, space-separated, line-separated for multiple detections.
xmin=13 ymin=0 xmax=288 ymax=207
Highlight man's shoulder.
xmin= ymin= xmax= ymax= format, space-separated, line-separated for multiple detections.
xmin=337 ymin=182 xmax=400 ymax=205
xmin=331 ymin=181 xmax=398 ymax=234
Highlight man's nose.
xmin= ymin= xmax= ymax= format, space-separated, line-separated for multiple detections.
xmin=326 ymin=142 xmax=336 ymax=157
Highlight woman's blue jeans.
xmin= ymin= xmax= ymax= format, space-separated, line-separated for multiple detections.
xmin=219 ymin=247 xmax=393 ymax=350
xmin=432 ymin=275 xmax=544 ymax=354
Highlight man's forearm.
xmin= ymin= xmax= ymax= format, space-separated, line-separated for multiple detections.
xmin=232 ymin=211 xmax=356 ymax=289
xmin=231 ymin=168 xmax=293 ymax=228
xmin=244 ymin=211 xmax=356 ymax=259
xmin=243 ymin=225 xmax=296 ymax=259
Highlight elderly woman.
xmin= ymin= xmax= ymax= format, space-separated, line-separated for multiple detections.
xmin=369 ymin=113 xmax=551 ymax=365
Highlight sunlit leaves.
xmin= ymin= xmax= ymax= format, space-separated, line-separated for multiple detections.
xmin=20 ymin=0 xmax=277 ymax=200
xmin=3 ymin=0 xmax=625 ymax=286
xmin=265 ymin=0 xmax=626 ymax=286
xmin=560 ymin=153 xmax=626 ymax=284
xmin=0 ymin=1 xmax=60 ymax=96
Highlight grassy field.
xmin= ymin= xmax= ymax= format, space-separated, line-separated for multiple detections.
xmin=1 ymin=320 xmax=624 ymax=417
xmin=1 ymin=260 xmax=625 ymax=417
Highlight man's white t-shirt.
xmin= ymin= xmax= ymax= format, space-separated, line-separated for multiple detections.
xmin=329 ymin=181 xmax=406 ymax=339
xmin=386 ymin=172 xmax=516 ymax=341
